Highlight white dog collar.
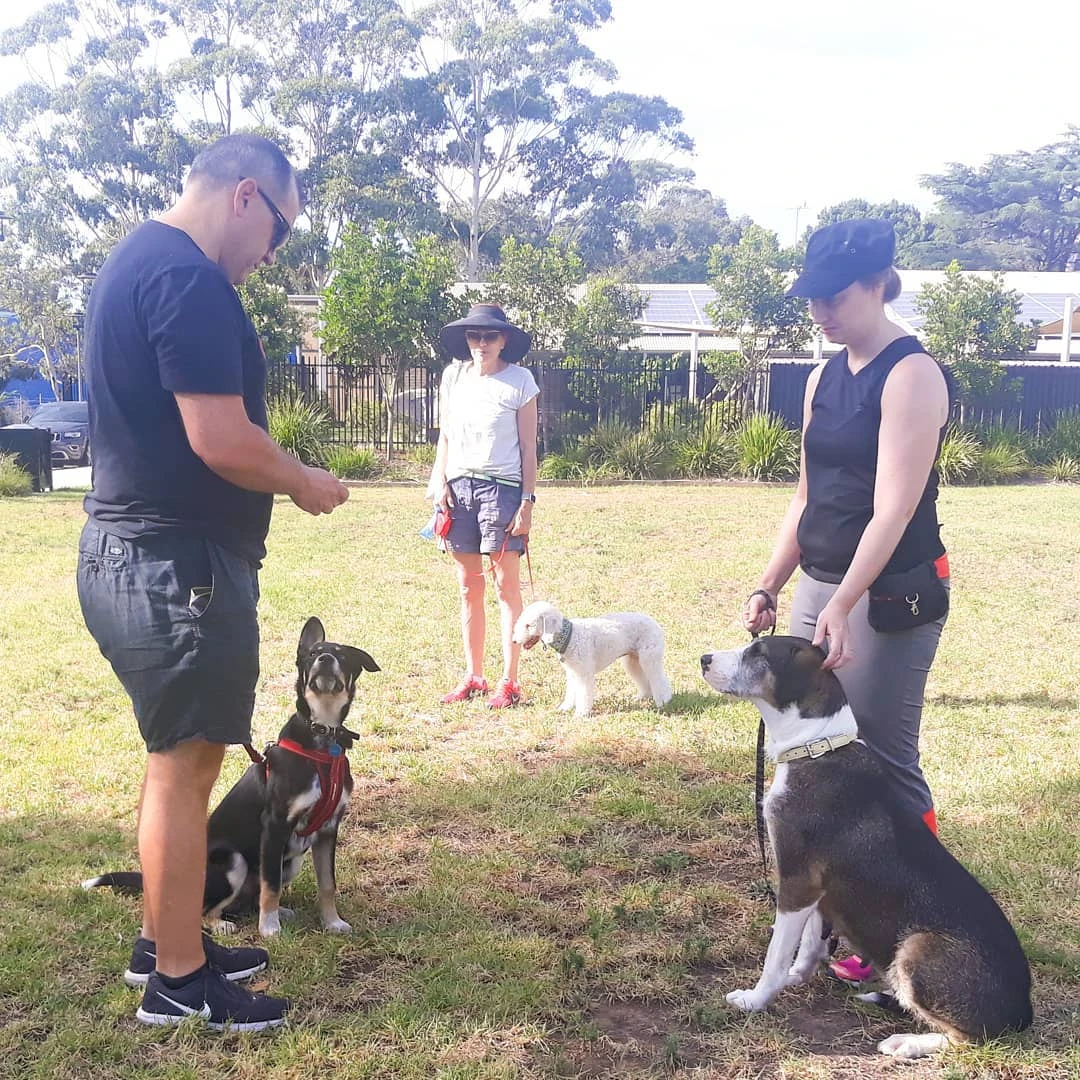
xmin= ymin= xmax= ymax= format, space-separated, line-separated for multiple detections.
xmin=775 ymin=733 xmax=857 ymax=763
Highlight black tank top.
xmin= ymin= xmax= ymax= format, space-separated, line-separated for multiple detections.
xmin=797 ymin=335 xmax=946 ymax=580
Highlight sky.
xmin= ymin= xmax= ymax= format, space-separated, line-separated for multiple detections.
xmin=1 ymin=0 xmax=1077 ymax=243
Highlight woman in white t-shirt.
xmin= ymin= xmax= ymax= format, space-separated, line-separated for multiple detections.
xmin=429 ymin=304 xmax=539 ymax=709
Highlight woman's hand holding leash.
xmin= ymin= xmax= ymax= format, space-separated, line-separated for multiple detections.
xmin=744 ymin=588 xmax=778 ymax=636
xmin=509 ymin=501 xmax=532 ymax=537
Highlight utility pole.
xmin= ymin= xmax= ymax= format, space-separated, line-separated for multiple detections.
xmin=788 ymin=202 xmax=808 ymax=245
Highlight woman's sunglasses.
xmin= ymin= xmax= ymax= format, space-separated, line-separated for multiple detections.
xmin=464 ymin=330 xmax=504 ymax=344
xmin=239 ymin=176 xmax=291 ymax=252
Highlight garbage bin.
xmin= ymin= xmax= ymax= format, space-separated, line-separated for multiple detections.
xmin=0 ymin=426 xmax=53 ymax=492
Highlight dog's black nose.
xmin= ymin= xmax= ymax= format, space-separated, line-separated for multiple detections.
xmin=315 ymin=653 xmax=335 ymax=668
xmin=700 ymin=654 xmax=711 ymax=673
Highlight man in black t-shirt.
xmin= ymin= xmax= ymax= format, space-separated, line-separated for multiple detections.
xmin=77 ymin=134 xmax=348 ymax=1031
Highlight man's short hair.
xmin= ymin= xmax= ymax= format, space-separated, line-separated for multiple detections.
xmin=187 ymin=134 xmax=302 ymax=207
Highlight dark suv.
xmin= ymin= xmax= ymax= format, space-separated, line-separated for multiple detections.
xmin=28 ymin=400 xmax=91 ymax=465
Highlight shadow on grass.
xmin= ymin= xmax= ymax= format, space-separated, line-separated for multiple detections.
xmin=1 ymin=744 xmax=1077 ymax=1077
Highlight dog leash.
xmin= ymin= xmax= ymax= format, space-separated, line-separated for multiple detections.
xmin=486 ymin=531 xmax=536 ymax=601
xmin=746 ymin=589 xmax=777 ymax=906
xmin=243 ymin=742 xmax=266 ymax=766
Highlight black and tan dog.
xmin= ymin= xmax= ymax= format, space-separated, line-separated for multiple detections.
xmin=84 ymin=617 xmax=380 ymax=938
xmin=700 ymin=635 xmax=1032 ymax=1060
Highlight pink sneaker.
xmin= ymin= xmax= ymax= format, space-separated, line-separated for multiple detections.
xmin=487 ymin=678 xmax=522 ymax=709
xmin=441 ymin=674 xmax=488 ymax=704
xmin=829 ymin=954 xmax=876 ymax=986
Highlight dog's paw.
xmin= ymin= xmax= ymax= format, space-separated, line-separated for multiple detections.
xmin=209 ymin=918 xmax=237 ymax=936
xmin=877 ymin=1033 xmax=950 ymax=1059
xmin=258 ymin=911 xmax=282 ymax=937
xmin=323 ymin=917 xmax=352 ymax=934
xmin=726 ymin=988 xmax=770 ymax=1012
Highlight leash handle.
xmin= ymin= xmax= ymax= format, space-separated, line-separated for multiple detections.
xmin=747 ymin=589 xmax=777 ymax=639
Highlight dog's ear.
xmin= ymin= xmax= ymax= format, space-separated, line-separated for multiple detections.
xmin=341 ymin=646 xmax=381 ymax=674
xmin=298 ymin=617 xmax=326 ymax=659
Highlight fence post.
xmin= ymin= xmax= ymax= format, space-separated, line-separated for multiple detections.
xmin=1061 ymin=297 xmax=1075 ymax=365
xmin=688 ymin=332 xmax=699 ymax=404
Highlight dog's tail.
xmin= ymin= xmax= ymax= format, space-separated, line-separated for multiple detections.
xmin=81 ymin=871 xmax=144 ymax=894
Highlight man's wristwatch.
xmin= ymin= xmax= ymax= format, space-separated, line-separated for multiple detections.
xmin=521 ymin=492 xmax=536 ymax=503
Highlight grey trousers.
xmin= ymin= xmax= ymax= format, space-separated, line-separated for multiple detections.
xmin=789 ymin=571 xmax=948 ymax=820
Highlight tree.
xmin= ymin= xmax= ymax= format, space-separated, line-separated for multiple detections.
xmin=253 ymin=0 xmax=435 ymax=292
xmin=237 ymin=270 xmax=307 ymax=364
xmin=915 ymin=262 xmax=1036 ymax=419
xmin=0 ymin=246 xmax=79 ymax=400
xmin=321 ymin=222 xmax=464 ymax=458
xmin=407 ymin=0 xmax=689 ymax=279
xmin=166 ymin=0 xmax=270 ymax=140
xmin=0 ymin=0 xmax=191 ymax=269
xmin=706 ymin=225 xmax=811 ymax=414
xmin=565 ymin=276 xmax=643 ymax=361
xmin=922 ymin=130 xmax=1080 ymax=271
xmin=487 ymin=236 xmax=584 ymax=351
xmin=621 ymin=183 xmax=747 ymax=282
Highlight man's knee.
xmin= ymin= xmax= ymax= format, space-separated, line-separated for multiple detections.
xmin=146 ymin=739 xmax=226 ymax=795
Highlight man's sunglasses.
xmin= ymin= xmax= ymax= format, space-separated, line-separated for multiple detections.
xmin=464 ymin=330 xmax=504 ymax=344
xmin=240 ymin=176 xmax=291 ymax=251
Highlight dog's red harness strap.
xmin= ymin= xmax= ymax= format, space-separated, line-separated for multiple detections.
xmin=277 ymin=738 xmax=351 ymax=837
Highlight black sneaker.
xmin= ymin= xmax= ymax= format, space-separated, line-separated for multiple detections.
xmin=135 ymin=965 xmax=289 ymax=1032
xmin=124 ymin=930 xmax=269 ymax=987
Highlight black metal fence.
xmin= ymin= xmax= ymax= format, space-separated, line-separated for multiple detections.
xmin=766 ymin=360 xmax=1080 ymax=433
xmin=268 ymin=352 xmax=1080 ymax=454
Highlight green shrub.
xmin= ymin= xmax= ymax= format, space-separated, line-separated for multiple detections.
xmin=538 ymin=453 xmax=586 ymax=480
xmin=1041 ymin=454 xmax=1080 ymax=483
xmin=267 ymin=396 xmax=331 ymax=465
xmin=936 ymin=427 xmax=980 ymax=485
xmin=406 ymin=443 xmax=437 ymax=468
xmin=609 ymin=430 xmax=673 ymax=479
xmin=734 ymin=414 xmax=798 ymax=481
xmin=1040 ymin=409 xmax=1080 ymax=463
xmin=323 ymin=446 xmax=380 ymax=479
xmin=0 ymin=452 xmax=32 ymax=497
xmin=973 ymin=441 xmax=1030 ymax=485
xmin=672 ymin=428 xmax=737 ymax=478
xmin=577 ymin=421 xmax=636 ymax=467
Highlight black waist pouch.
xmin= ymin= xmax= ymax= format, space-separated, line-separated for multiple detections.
xmin=868 ymin=561 xmax=949 ymax=633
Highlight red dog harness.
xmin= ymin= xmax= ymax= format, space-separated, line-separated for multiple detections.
xmin=243 ymin=739 xmax=351 ymax=837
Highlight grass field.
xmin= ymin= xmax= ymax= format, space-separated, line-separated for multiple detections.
xmin=0 ymin=483 xmax=1078 ymax=1079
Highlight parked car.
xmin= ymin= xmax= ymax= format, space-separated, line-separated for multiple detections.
xmin=25 ymin=400 xmax=90 ymax=465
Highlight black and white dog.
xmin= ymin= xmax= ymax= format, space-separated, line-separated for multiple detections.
xmin=700 ymin=635 xmax=1032 ymax=1059
xmin=84 ymin=617 xmax=380 ymax=938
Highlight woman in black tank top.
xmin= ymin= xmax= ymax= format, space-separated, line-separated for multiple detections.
xmin=741 ymin=219 xmax=952 ymax=983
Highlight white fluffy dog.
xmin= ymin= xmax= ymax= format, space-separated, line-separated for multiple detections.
xmin=513 ymin=600 xmax=673 ymax=716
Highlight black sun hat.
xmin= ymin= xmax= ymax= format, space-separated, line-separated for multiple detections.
xmin=439 ymin=303 xmax=532 ymax=363
xmin=787 ymin=218 xmax=896 ymax=299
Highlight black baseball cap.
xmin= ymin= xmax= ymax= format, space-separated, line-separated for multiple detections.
xmin=787 ymin=218 xmax=896 ymax=299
